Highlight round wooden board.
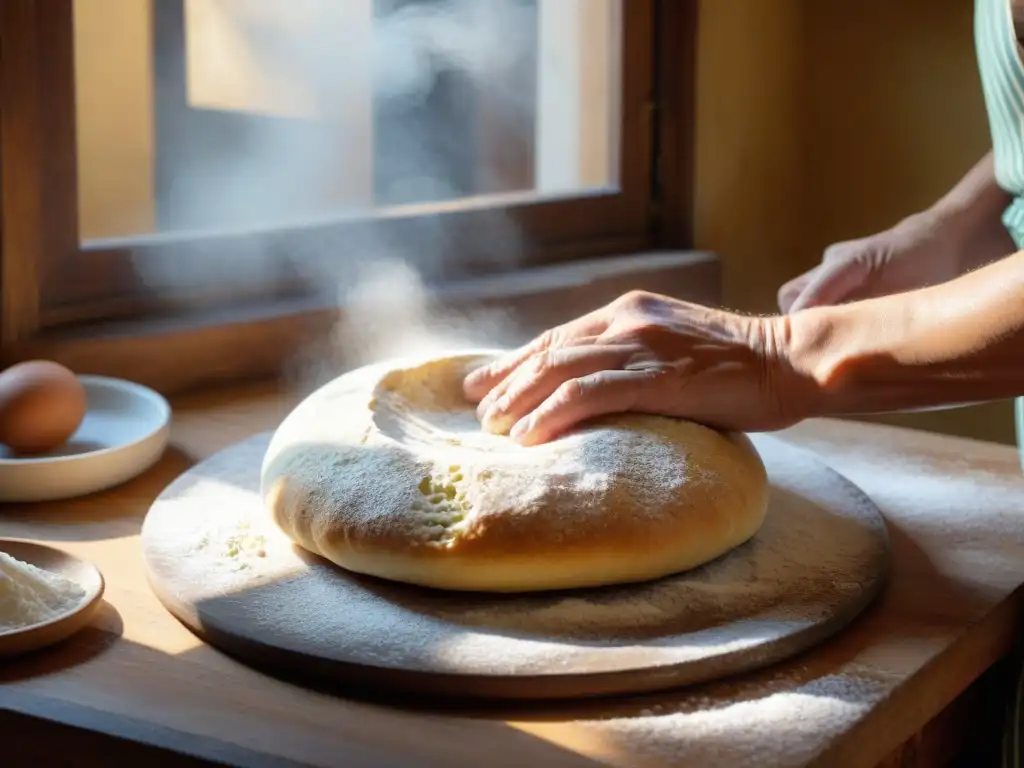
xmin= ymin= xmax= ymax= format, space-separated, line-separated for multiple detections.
xmin=141 ymin=431 xmax=890 ymax=701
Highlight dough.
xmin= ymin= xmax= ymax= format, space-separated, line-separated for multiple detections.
xmin=260 ymin=351 xmax=769 ymax=593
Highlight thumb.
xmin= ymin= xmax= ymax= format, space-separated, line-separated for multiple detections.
xmin=786 ymin=260 xmax=865 ymax=313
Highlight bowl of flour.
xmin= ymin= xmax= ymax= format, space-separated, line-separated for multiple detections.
xmin=0 ymin=539 xmax=105 ymax=657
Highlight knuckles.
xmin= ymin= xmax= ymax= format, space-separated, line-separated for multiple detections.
xmin=613 ymin=289 xmax=659 ymax=314
xmin=534 ymin=327 xmax=563 ymax=353
xmin=554 ymin=376 xmax=589 ymax=406
xmin=517 ymin=348 xmax=564 ymax=385
xmin=528 ymin=348 xmax=559 ymax=377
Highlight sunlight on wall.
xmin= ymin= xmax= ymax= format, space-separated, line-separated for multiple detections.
xmin=693 ymin=0 xmax=805 ymax=314
xmin=73 ymin=0 xmax=156 ymax=241
xmin=801 ymin=0 xmax=989 ymax=263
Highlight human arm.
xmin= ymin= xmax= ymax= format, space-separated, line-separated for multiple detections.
xmin=779 ymin=151 xmax=1015 ymax=312
xmin=929 ymin=151 xmax=1013 ymax=246
xmin=464 ymin=252 xmax=1024 ymax=444
xmin=787 ymin=248 xmax=1024 ymax=416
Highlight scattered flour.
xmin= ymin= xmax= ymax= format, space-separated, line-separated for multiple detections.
xmin=0 ymin=550 xmax=86 ymax=632
xmin=571 ymin=664 xmax=897 ymax=767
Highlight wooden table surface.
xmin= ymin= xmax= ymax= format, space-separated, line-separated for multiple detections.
xmin=2 ymin=381 xmax=1024 ymax=768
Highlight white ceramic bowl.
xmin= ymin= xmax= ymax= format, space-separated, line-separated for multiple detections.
xmin=0 ymin=375 xmax=171 ymax=502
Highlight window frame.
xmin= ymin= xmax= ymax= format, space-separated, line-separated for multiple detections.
xmin=0 ymin=0 xmax=702 ymax=395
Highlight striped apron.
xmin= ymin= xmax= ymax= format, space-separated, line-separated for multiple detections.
xmin=976 ymin=0 xmax=1024 ymax=476
xmin=955 ymin=2 xmax=1024 ymax=764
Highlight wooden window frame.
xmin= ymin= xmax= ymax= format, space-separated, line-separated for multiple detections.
xmin=0 ymin=0 xmax=704 ymax=396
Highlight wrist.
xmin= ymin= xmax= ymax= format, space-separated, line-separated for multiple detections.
xmin=761 ymin=311 xmax=841 ymax=422
xmin=776 ymin=297 xmax=919 ymax=418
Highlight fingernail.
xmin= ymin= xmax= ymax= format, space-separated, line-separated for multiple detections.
xmin=463 ymin=371 xmax=486 ymax=398
xmin=483 ymin=406 xmax=516 ymax=436
xmin=510 ymin=416 xmax=531 ymax=442
xmin=476 ymin=396 xmax=494 ymax=421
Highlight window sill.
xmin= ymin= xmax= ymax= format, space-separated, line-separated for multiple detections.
xmin=1 ymin=250 xmax=720 ymax=397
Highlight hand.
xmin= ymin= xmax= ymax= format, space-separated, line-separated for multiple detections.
xmin=778 ymin=211 xmax=969 ymax=313
xmin=462 ymin=291 xmax=809 ymax=446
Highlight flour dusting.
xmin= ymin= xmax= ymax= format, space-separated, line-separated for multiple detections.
xmin=141 ymin=430 xmax=888 ymax=678
xmin=264 ymin=352 xmax=703 ymax=560
xmin=0 ymin=550 xmax=86 ymax=632
xmin=576 ymin=664 xmax=896 ymax=767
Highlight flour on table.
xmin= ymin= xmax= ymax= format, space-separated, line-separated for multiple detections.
xmin=0 ymin=550 xmax=86 ymax=632
xmin=576 ymin=663 xmax=897 ymax=768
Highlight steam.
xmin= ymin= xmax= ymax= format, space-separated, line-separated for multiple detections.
xmin=285 ymin=256 xmax=526 ymax=394
xmin=134 ymin=0 xmax=543 ymax=389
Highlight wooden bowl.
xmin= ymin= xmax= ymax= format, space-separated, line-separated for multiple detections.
xmin=0 ymin=539 xmax=105 ymax=658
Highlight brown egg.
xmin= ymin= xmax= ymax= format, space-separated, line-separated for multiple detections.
xmin=0 ymin=360 xmax=87 ymax=455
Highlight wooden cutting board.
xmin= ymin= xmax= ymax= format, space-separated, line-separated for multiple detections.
xmin=140 ymin=431 xmax=890 ymax=701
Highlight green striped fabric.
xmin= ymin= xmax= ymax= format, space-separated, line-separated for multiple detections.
xmin=975 ymin=0 xmax=1024 ymax=477
xmin=977 ymin=0 xmax=1024 ymax=246
xmin=970 ymin=4 xmax=1023 ymax=765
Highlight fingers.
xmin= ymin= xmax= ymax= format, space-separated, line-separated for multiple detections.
xmin=462 ymin=308 xmax=610 ymax=401
xmin=786 ymin=261 xmax=864 ymax=313
xmin=477 ymin=345 xmax=633 ymax=434
xmin=509 ymin=369 xmax=655 ymax=446
xmin=463 ymin=340 xmax=547 ymax=403
xmin=474 ymin=340 xmax=601 ymax=425
xmin=777 ymin=269 xmax=816 ymax=313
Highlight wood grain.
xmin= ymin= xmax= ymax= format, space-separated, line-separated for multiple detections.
xmin=653 ymin=0 xmax=698 ymax=249
xmin=0 ymin=0 xmax=94 ymax=334
xmin=0 ymin=0 xmax=45 ymax=343
xmin=0 ymin=382 xmax=1022 ymax=766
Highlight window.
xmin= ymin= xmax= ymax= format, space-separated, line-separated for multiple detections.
xmin=0 ymin=0 xmax=701 ymax=394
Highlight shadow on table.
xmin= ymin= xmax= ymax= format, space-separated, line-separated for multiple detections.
xmin=0 ymin=445 xmax=199 ymax=543
xmin=2 ymin=618 xmax=607 ymax=768
xmin=0 ymin=600 xmax=124 ymax=681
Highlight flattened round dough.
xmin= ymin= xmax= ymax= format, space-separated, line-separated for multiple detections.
xmin=260 ymin=351 xmax=769 ymax=593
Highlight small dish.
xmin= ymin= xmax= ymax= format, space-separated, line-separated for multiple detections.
xmin=0 ymin=375 xmax=171 ymax=502
xmin=0 ymin=538 xmax=105 ymax=658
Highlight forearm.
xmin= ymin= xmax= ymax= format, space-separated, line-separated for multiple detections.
xmin=788 ymin=249 xmax=1024 ymax=416
xmin=926 ymin=151 xmax=1014 ymax=268
xmin=930 ymin=151 xmax=1009 ymax=222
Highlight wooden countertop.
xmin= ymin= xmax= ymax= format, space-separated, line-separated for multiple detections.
xmin=2 ymin=381 xmax=1023 ymax=767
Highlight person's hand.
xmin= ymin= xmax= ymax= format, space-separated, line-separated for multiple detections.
xmin=778 ymin=211 xmax=969 ymax=313
xmin=462 ymin=291 xmax=811 ymax=446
